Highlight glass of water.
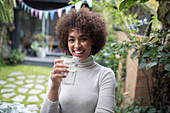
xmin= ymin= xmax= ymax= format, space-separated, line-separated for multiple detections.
xmin=61 ymin=56 xmax=79 ymax=85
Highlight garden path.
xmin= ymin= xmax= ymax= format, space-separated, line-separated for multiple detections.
xmin=0 ymin=72 xmax=49 ymax=113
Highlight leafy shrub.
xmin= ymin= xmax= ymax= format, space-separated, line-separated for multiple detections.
xmin=7 ymin=49 xmax=25 ymax=64
xmin=115 ymin=97 xmax=167 ymax=113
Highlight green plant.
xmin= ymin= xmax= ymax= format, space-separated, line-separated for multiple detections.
xmin=119 ymin=0 xmax=170 ymax=110
xmin=115 ymin=97 xmax=167 ymax=113
xmin=31 ymin=33 xmax=48 ymax=51
xmin=0 ymin=0 xmax=16 ymax=59
xmin=128 ymin=29 xmax=170 ymax=109
xmin=7 ymin=49 xmax=25 ymax=64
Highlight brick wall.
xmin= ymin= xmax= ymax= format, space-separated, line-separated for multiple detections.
xmin=116 ymin=31 xmax=153 ymax=105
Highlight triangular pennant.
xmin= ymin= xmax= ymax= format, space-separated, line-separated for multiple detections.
xmin=39 ymin=11 xmax=43 ymax=20
xmin=57 ymin=8 xmax=62 ymax=18
xmin=18 ymin=0 xmax=21 ymax=5
xmin=31 ymin=8 xmax=34 ymax=16
xmin=50 ymin=11 xmax=55 ymax=20
xmin=65 ymin=5 xmax=72 ymax=14
xmin=44 ymin=11 xmax=49 ymax=20
xmin=35 ymin=10 xmax=38 ymax=17
xmin=24 ymin=4 xmax=27 ymax=11
xmin=75 ymin=1 xmax=83 ymax=12
xmin=27 ymin=6 xmax=30 ymax=13
xmin=86 ymin=0 xmax=93 ymax=8
xmin=21 ymin=2 xmax=24 ymax=9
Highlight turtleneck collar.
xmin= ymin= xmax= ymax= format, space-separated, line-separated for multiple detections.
xmin=78 ymin=55 xmax=96 ymax=68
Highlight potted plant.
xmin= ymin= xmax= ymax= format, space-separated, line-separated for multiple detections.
xmin=31 ymin=33 xmax=48 ymax=58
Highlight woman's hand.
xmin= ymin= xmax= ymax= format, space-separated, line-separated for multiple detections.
xmin=48 ymin=59 xmax=69 ymax=102
xmin=50 ymin=59 xmax=69 ymax=88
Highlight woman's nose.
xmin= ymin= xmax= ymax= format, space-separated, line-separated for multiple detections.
xmin=74 ymin=40 xmax=81 ymax=48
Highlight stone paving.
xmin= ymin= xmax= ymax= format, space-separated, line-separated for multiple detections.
xmin=0 ymin=72 xmax=49 ymax=113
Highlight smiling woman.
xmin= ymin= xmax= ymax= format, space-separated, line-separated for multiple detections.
xmin=40 ymin=6 xmax=116 ymax=113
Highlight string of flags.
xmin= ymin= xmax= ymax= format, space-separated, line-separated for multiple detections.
xmin=18 ymin=0 xmax=93 ymax=20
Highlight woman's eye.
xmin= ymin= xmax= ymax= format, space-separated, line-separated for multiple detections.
xmin=68 ymin=39 xmax=74 ymax=42
xmin=81 ymin=38 xmax=87 ymax=41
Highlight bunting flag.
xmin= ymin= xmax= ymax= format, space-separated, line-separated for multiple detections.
xmin=35 ymin=10 xmax=38 ymax=17
xmin=44 ymin=11 xmax=49 ymax=20
xmin=24 ymin=4 xmax=27 ymax=11
xmin=27 ymin=6 xmax=30 ymax=13
xmin=50 ymin=11 xmax=55 ymax=20
xmin=21 ymin=2 xmax=24 ymax=8
xmin=19 ymin=0 xmax=93 ymax=20
xmin=86 ymin=0 xmax=92 ymax=8
xmin=31 ymin=8 xmax=34 ymax=16
xmin=39 ymin=11 xmax=43 ymax=20
xmin=57 ymin=8 xmax=62 ymax=18
xmin=65 ymin=5 xmax=73 ymax=14
xmin=75 ymin=1 xmax=83 ymax=12
xmin=18 ymin=0 xmax=22 ymax=5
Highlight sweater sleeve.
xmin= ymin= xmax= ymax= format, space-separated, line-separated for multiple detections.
xmin=40 ymin=96 xmax=60 ymax=113
xmin=40 ymin=73 xmax=61 ymax=113
xmin=95 ymin=68 xmax=116 ymax=113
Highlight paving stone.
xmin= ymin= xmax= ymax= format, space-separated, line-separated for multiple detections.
xmin=15 ymin=81 xmax=24 ymax=85
xmin=1 ymin=88 xmax=14 ymax=93
xmin=11 ymin=94 xmax=25 ymax=102
xmin=28 ymin=89 xmax=42 ymax=94
xmin=35 ymin=84 xmax=44 ymax=90
xmin=25 ymin=79 xmax=34 ymax=83
xmin=2 ymin=92 xmax=16 ymax=98
xmin=37 ymin=75 xmax=46 ymax=79
xmin=45 ymin=82 xmax=48 ymax=86
xmin=27 ymin=96 xmax=39 ymax=102
xmin=27 ymin=75 xmax=36 ymax=78
xmin=27 ymin=104 xmax=39 ymax=111
xmin=8 ymin=72 xmax=24 ymax=76
xmin=17 ymin=76 xmax=25 ymax=79
xmin=0 ymin=80 xmax=7 ymax=84
xmin=40 ymin=93 xmax=46 ymax=99
xmin=23 ymin=84 xmax=34 ymax=88
xmin=18 ymin=87 xmax=29 ymax=93
xmin=5 ymin=83 xmax=16 ymax=88
xmin=7 ymin=78 xmax=15 ymax=81
xmin=36 ymin=79 xmax=45 ymax=83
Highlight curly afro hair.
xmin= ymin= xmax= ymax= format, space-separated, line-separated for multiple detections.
xmin=56 ymin=6 xmax=108 ymax=55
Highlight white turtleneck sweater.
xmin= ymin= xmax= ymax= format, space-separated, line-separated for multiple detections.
xmin=40 ymin=55 xmax=116 ymax=113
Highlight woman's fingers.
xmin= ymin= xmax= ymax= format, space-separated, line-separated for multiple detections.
xmin=52 ymin=63 xmax=69 ymax=70
xmin=50 ymin=73 xmax=66 ymax=80
xmin=54 ymin=59 xmax=63 ymax=65
xmin=51 ymin=68 xmax=69 ymax=74
xmin=50 ymin=73 xmax=66 ymax=82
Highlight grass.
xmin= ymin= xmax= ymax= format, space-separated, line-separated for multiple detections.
xmin=0 ymin=64 xmax=51 ymax=112
xmin=0 ymin=64 xmax=51 ymax=78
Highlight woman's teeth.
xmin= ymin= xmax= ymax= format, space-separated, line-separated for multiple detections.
xmin=74 ymin=51 xmax=84 ymax=54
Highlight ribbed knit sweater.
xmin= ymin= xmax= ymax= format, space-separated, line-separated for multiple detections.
xmin=40 ymin=55 xmax=116 ymax=113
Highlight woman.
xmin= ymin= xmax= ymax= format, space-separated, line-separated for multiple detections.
xmin=40 ymin=6 xmax=116 ymax=113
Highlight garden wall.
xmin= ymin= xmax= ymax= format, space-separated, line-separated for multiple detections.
xmin=116 ymin=31 xmax=153 ymax=105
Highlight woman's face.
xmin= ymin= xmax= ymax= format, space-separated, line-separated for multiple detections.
xmin=68 ymin=30 xmax=92 ymax=61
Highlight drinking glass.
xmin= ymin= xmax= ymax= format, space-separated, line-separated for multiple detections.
xmin=61 ymin=56 xmax=79 ymax=85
